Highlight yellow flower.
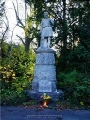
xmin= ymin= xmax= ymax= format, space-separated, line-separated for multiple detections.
xmin=43 ymin=95 xmax=51 ymax=100
xmin=8 ymin=65 xmax=10 ymax=67
xmin=10 ymin=70 xmax=13 ymax=72
xmin=3 ymin=76 xmax=6 ymax=78
xmin=42 ymin=93 xmax=52 ymax=100
xmin=12 ymin=73 xmax=15 ymax=77
xmin=2 ymin=71 xmax=6 ymax=73
xmin=6 ymin=72 xmax=11 ymax=77
xmin=80 ymin=102 xmax=84 ymax=106
xmin=0 ymin=66 xmax=3 ymax=69
xmin=12 ymin=77 xmax=16 ymax=79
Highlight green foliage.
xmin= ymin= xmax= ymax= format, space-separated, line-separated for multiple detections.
xmin=1 ymin=42 xmax=36 ymax=105
xmin=1 ymin=0 xmax=90 ymax=107
xmin=1 ymin=89 xmax=29 ymax=105
xmin=22 ymin=100 xmax=37 ymax=106
xmin=56 ymin=42 xmax=90 ymax=75
xmin=57 ymin=70 xmax=90 ymax=106
xmin=68 ymin=43 xmax=90 ymax=74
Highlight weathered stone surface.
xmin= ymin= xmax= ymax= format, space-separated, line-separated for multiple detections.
xmin=36 ymin=53 xmax=55 ymax=65
xmin=28 ymin=90 xmax=63 ymax=100
xmin=34 ymin=65 xmax=56 ymax=81
xmin=38 ymin=81 xmax=52 ymax=92
xmin=32 ymin=48 xmax=57 ymax=92
xmin=36 ymin=48 xmax=55 ymax=65
xmin=29 ymin=47 xmax=63 ymax=100
xmin=37 ymin=47 xmax=55 ymax=53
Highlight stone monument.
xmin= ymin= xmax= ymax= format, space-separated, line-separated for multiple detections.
xmin=28 ymin=12 xmax=63 ymax=100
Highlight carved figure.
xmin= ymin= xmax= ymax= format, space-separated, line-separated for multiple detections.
xmin=40 ymin=12 xmax=54 ymax=48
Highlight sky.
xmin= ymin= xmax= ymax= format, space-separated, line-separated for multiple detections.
xmin=4 ymin=0 xmax=27 ymax=44
xmin=3 ymin=0 xmax=69 ymax=44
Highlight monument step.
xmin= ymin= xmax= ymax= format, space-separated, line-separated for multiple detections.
xmin=28 ymin=90 xmax=64 ymax=101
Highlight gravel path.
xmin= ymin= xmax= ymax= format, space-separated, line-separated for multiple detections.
xmin=1 ymin=106 xmax=90 ymax=120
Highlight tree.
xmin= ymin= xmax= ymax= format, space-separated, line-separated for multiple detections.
xmin=12 ymin=1 xmax=37 ymax=52
xmin=67 ymin=0 xmax=90 ymax=74
xmin=1 ymin=42 xmax=36 ymax=105
xmin=12 ymin=0 xmax=90 ymax=73
xmin=0 ymin=0 xmax=9 ymax=45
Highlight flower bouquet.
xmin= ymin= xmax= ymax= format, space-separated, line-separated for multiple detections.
xmin=40 ymin=93 xmax=52 ymax=108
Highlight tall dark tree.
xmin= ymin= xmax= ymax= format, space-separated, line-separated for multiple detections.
xmin=28 ymin=0 xmax=90 ymax=73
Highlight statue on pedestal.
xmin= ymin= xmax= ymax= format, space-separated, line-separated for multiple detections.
xmin=28 ymin=11 xmax=63 ymax=101
xmin=40 ymin=12 xmax=54 ymax=48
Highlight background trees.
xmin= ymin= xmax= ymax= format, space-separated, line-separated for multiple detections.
xmin=28 ymin=0 xmax=90 ymax=73
xmin=1 ymin=0 xmax=90 ymax=106
xmin=1 ymin=42 xmax=35 ymax=105
xmin=0 ymin=0 xmax=9 ymax=45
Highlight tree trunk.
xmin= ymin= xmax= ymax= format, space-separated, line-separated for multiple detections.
xmin=25 ymin=37 xmax=31 ymax=52
xmin=61 ymin=0 xmax=67 ymax=69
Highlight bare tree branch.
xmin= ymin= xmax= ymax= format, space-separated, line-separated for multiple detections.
xmin=0 ymin=1 xmax=9 ymax=44
xmin=16 ymin=35 xmax=25 ymax=45
xmin=2 ymin=9 xmax=9 ymax=40
xmin=12 ymin=1 xmax=25 ymax=29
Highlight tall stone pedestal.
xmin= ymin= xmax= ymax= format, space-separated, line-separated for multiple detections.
xmin=28 ymin=48 xmax=63 ymax=100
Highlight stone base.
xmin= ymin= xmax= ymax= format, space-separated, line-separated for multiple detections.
xmin=28 ymin=90 xmax=64 ymax=101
